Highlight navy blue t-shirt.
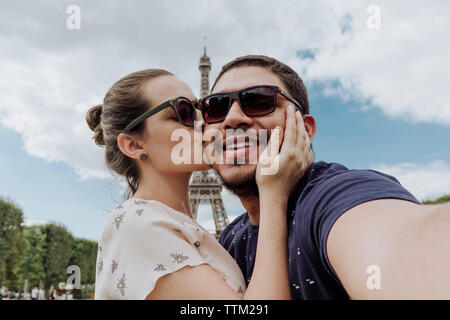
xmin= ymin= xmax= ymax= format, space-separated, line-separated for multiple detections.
xmin=219 ymin=161 xmax=420 ymax=299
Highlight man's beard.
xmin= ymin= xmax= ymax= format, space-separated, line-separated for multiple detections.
xmin=215 ymin=167 xmax=259 ymax=199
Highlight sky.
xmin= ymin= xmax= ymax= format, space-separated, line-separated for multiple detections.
xmin=0 ymin=0 xmax=449 ymax=241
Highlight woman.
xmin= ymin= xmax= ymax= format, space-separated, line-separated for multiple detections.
xmin=87 ymin=69 xmax=312 ymax=299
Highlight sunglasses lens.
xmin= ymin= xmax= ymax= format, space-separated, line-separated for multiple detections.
xmin=177 ymin=99 xmax=195 ymax=126
xmin=202 ymin=95 xmax=230 ymax=123
xmin=240 ymin=86 xmax=277 ymax=115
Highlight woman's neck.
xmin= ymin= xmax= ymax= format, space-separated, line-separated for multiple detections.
xmin=133 ymin=168 xmax=193 ymax=219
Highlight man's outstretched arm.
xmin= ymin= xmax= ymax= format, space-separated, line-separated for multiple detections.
xmin=327 ymin=199 xmax=450 ymax=299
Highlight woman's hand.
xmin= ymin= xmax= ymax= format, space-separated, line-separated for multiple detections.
xmin=256 ymin=104 xmax=314 ymax=199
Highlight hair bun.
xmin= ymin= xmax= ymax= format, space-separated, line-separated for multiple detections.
xmin=86 ymin=104 xmax=105 ymax=146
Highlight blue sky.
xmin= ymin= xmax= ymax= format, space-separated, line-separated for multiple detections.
xmin=310 ymin=89 xmax=450 ymax=168
xmin=0 ymin=125 xmax=122 ymax=240
xmin=1 ymin=1 xmax=449 ymax=241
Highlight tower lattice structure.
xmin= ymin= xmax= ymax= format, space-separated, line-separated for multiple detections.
xmin=189 ymin=45 xmax=229 ymax=240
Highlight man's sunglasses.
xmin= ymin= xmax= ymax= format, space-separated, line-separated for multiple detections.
xmin=124 ymin=97 xmax=197 ymax=132
xmin=197 ymin=85 xmax=306 ymax=124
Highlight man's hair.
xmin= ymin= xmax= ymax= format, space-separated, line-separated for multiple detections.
xmin=211 ymin=54 xmax=310 ymax=114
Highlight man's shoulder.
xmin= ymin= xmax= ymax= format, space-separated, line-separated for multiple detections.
xmin=303 ymin=161 xmax=403 ymax=187
xmin=293 ymin=160 xmax=419 ymax=222
xmin=292 ymin=160 xmax=419 ymax=219
xmin=294 ymin=161 xmax=350 ymax=195
xmin=305 ymin=161 xmax=348 ymax=180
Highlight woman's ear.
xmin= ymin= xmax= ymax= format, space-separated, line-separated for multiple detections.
xmin=302 ymin=114 xmax=317 ymax=143
xmin=117 ymin=133 xmax=145 ymax=160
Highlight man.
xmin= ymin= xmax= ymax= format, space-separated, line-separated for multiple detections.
xmin=202 ymin=55 xmax=450 ymax=299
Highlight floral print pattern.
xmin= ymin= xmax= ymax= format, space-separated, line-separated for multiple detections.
xmin=116 ymin=273 xmax=127 ymax=296
xmin=154 ymin=264 xmax=167 ymax=272
xmin=170 ymin=253 xmax=189 ymax=264
xmin=113 ymin=212 xmax=126 ymax=230
xmin=111 ymin=260 xmax=118 ymax=274
xmin=95 ymin=198 xmax=246 ymax=299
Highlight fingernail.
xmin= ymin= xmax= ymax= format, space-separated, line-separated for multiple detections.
xmin=290 ymin=105 xmax=295 ymax=112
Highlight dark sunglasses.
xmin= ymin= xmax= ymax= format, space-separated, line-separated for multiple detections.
xmin=196 ymin=85 xmax=306 ymax=124
xmin=124 ymin=97 xmax=197 ymax=132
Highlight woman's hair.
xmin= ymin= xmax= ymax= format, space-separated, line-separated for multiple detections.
xmin=86 ymin=69 xmax=173 ymax=199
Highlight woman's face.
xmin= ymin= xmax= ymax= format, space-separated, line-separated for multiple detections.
xmin=138 ymin=75 xmax=209 ymax=173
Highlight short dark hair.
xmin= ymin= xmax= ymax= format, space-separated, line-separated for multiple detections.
xmin=211 ymin=55 xmax=310 ymax=114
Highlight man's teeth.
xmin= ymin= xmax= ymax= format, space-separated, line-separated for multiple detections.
xmin=225 ymin=141 xmax=257 ymax=150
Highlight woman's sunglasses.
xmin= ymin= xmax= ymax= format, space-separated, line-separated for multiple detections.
xmin=124 ymin=97 xmax=197 ymax=132
xmin=197 ymin=85 xmax=306 ymax=124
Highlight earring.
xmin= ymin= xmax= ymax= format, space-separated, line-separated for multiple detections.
xmin=140 ymin=153 xmax=148 ymax=161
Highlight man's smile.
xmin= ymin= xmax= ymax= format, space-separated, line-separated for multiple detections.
xmin=219 ymin=133 xmax=268 ymax=164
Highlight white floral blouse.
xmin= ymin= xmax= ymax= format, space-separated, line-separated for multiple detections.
xmin=95 ymin=198 xmax=246 ymax=299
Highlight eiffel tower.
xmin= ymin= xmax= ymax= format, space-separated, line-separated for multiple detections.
xmin=189 ymin=45 xmax=229 ymax=240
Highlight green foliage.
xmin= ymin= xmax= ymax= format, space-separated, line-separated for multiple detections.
xmin=40 ymin=223 xmax=74 ymax=288
xmin=0 ymin=197 xmax=98 ymax=296
xmin=69 ymin=238 xmax=98 ymax=285
xmin=423 ymin=194 xmax=450 ymax=205
xmin=0 ymin=198 xmax=27 ymax=289
xmin=17 ymin=226 xmax=46 ymax=289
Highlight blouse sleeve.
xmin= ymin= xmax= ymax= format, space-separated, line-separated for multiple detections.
xmin=95 ymin=201 xmax=207 ymax=300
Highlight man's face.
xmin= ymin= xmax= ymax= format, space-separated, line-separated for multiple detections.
xmin=205 ymin=66 xmax=315 ymax=198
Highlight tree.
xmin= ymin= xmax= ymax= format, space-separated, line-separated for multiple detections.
xmin=423 ymin=194 xmax=450 ymax=205
xmin=69 ymin=238 xmax=98 ymax=299
xmin=69 ymin=238 xmax=98 ymax=285
xmin=0 ymin=198 xmax=27 ymax=289
xmin=40 ymin=223 xmax=74 ymax=288
xmin=0 ymin=196 xmax=98 ymax=297
xmin=17 ymin=226 xmax=46 ymax=291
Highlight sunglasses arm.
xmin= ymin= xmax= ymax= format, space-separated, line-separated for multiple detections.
xmin=279 ymin=91 xmax=306 ymax=114
xmin=123 ymin=101 xmax=172 ymax=132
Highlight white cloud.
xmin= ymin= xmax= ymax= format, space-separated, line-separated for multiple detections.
xmin=297 ymin=1 xmax=450 ymax=126
xmin=0 ymin=47 xmax=109 ymax=179
xmin=371 ymin=160 xmax=450 ymax=201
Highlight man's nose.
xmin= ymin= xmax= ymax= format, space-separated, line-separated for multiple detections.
xmin=221 ymin=99 xmax=254 ymax=129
